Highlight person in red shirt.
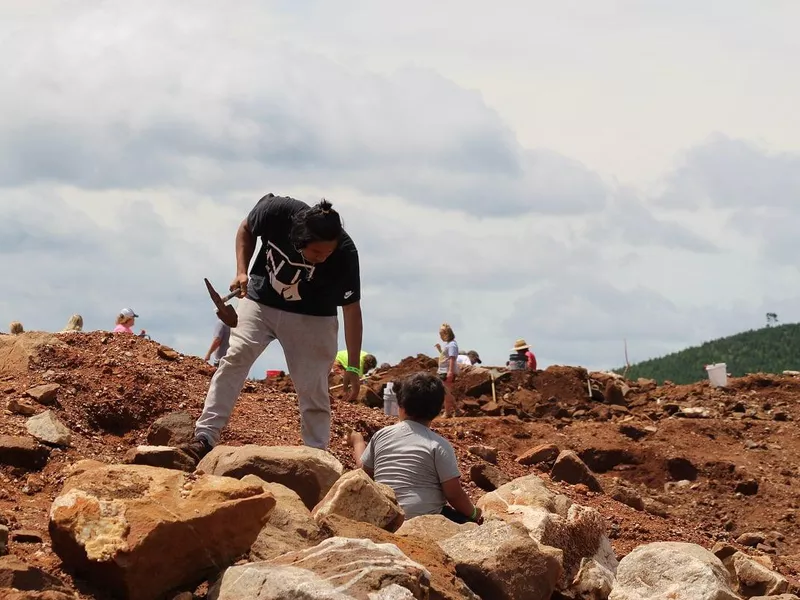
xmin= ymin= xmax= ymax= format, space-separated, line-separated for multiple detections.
xmin=508 ymin=339 xmax=537 ymax=371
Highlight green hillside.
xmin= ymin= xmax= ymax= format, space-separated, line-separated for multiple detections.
xmin=618 ymin=323 xmax=800 ymax=385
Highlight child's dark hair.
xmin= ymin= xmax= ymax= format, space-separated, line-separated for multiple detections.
xmin=396 ymin=372 xmax=445 ymax=421
xmin=290 ymin=199 xmax=343 ymax=248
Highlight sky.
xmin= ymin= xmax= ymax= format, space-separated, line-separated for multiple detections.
xmin=2 ymin=0 xmax=800 ymax=379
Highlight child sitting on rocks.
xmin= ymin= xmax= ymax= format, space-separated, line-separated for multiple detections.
xmin=347 ymin=371 xmax=483 ymax=524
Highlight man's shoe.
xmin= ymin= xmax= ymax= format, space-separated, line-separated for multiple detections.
xmin=181 ymin=437 xmax=213 ymax=465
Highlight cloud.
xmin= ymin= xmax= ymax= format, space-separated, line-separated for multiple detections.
xmin=3 ymin=0 xmax=800 ymax=381
xmin=659 ymin=134 xmax=800 ymax=209
xmin=0 ymin=2 xmax=610 ymax=218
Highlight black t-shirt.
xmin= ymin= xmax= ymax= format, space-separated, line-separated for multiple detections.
xmin=245 ymin=194 xmax=361 ymax=317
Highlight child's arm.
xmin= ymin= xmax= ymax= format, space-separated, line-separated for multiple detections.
xmin=347 ymin=430 xmax=374 ymax=477
xmin=442 ymin=477 xmax=483 ymax=523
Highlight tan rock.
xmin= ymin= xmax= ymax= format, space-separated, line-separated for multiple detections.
xmin=8 ymin=398 xmax=37 ymax=416
xmin=312 ymin=469 xmax=404 ymax=532
xmin=49 ymin=464 xmax=275 ymax=600
xmin=123 ymin=445 xmax=195 ymax=472
xmin=726 ymin=551 xmax=789 ymax=597
xmin=478 ymin=475 xmax=616 ymax=588
xmin=551 ymin=450 xmax=603 ymax=493
xmin=0 ymin=555 xmax=69 ymax=592
xmin=245 ymin=476 xmax=326 ymax=561
xmin=517 ymin=443 xmax=560 ymax=468
xmin=0 ymin=435 xmax=50 ymax=470
xmin=198 ymin=445 xmax=343 ymax=510
xmin=609 ymin=542 xmax=739 ymax=600
xmin=26 ymin=411 xmax=72 ymax=447
xmin=569 ymin=557 xmax=615 ymax=599
xmin=396 ymin=514 xmax=477 ymax=542
xmin=318 ymin=514 xmax=479 ymax=600
xmin=438 ymin=520 xmax=563 ymax=600
xmin=25 ymin=384 xmax=61 ymax=406
xmin=211 ymin=537 xmax=431 ymax=599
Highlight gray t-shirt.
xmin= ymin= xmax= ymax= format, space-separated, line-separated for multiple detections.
xmin=212 ymin=321 xmax=231 ymax=363
xmin=360 ymin=420 xmax=461 ymax=518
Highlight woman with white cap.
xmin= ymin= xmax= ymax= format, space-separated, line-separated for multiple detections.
xmin=508 ymin=338 xmax=537 ymax=371
xmin=114 ymin=308 xmax=147 ymax=337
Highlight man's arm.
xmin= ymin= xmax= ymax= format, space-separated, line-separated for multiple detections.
xmin=232 ymin=219 xmax=257 ymax=295
xmin=342 ymin=302 xmax=363 ymax=368
xmin=341 ymin=302 xmax=363 ymax=402
xmin=204 ymin=337 xmax=221 ymax=362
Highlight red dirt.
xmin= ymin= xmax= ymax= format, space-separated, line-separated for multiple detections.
xmin=1 ymin=332 xmax=799 ymax=598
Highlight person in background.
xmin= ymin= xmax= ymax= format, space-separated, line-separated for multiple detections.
xmin=383 ymin=379 xmax=399 ymax=417
xmin=508 ymin=338 xmax=537 ymax=371
xmin=456 ymin=349 xmax=482 ymax=370
xmin=434 ymin=323 xmax=458 ymax=417
xmin=333 ymin=350 xmax=377 ymax=376
xmin=114 ymin=308 xmax=147 ymax=338
xmin=204 ymin=321 xmax=231 ymax=368
xmin=9 ymin=321 xmax=24 ymax=335
xmin=62 ymin=314 xmax=84 ymax=332
xmin=347 ymin=372 xmax=483 ymax=524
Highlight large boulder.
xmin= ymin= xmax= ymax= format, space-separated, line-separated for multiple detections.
xmin=609 ymin=542 xmax=739 ymax=600
xmin=210 ymin=537 xmax=431 ymax=600
xmin=438 ymin=520 xmax=563 ymax=600
xmin=312 ymin=469 xmax=404 ymax=532
xmin=396 ymin=515 xmax=478 ymax=542
xmin=49 ymin=463 xmax=275 ymax=600
xmin=319 ymin=514 xmax=479 ymax=600
xmin=477 ymin=475 xmax=617 ymax=589
xmin=246 ymin=476 xmax=326 ymax=561
xmin=198 ymin=445 xmax=343 ymax=510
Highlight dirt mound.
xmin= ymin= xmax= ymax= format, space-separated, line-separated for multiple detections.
xmin=2 ymin=337 xmax=800 ymax=598
xmin=27 ymin=333 xmax=214 ymax=434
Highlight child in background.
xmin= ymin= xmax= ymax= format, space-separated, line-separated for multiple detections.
xmin=434 ymin=323 xmax=459 ymax=417
xmin=347 ymin=372 xmax=483 ymax=524
xmin=114 ymin=308 xmax=147 ymax=338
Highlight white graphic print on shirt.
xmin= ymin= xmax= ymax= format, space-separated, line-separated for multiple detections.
xmin=265 ymin=241 xmax=315 ymax=302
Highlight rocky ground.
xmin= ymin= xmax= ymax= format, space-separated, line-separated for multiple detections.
xmin=1 ymin=331 xmax=799 ymax=599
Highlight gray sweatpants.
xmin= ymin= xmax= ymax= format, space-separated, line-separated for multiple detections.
xmin=195 ymin=297 xmax=338 ymax=449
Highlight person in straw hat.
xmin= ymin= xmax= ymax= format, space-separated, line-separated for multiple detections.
xmin=508 ymin=338 xmax=537 ymax=371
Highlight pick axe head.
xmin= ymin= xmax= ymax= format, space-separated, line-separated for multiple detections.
xmin=204 ymin=278 xmax=239 ymax=328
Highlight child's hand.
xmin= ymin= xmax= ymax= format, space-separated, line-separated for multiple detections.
xmin=435 ymin=343 xmax=442 ymax=353
xmin=346 ymin=429 xmax=364 ymax=448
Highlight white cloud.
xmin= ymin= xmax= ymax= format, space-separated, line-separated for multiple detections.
xmin=2 ymin=0 xmax=800 ymax=379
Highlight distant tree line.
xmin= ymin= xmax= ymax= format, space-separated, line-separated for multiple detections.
xmin=617 ymin=323 xmax=800 ymax=385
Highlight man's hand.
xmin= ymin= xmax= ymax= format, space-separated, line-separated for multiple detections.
xmin=342 ymin=370 xmax=361 ymax=402
xmin=230 ymin=273 xmax=248 ymax=297
xmin=446 ymin=372 xmax=455 ymax=384
xmin=204 ymin=353 xmax=211 ymax=362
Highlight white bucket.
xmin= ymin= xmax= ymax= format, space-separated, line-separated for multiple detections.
xmin=705 ymin=363 xmax=727 ymax=387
